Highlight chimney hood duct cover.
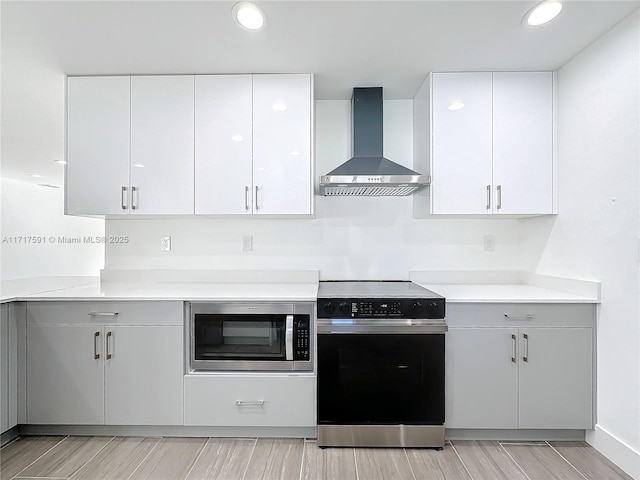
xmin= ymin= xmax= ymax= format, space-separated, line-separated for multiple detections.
xmin=319 ymin=87 xmax=429 ymax=197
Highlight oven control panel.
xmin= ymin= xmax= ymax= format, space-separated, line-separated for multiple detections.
xmin=317 ymin=298 xmax=445 ymax=319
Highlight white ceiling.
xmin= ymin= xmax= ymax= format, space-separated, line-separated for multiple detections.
xmin=1 ymin=0 xmax=639 ymax=184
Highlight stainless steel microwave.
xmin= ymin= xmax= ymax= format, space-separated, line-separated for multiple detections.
xmin=187 ymin=302 xmax=314 ymax=372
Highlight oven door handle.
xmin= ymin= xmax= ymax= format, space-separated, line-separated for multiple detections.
xmin=317 ymin=321 xmax=448 ymax=334
xmin=285 ymin=314 xmax=294 ymax=360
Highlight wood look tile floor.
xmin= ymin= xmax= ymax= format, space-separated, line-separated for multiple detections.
xmin=0 ymin=436 xmax=633 ymax=480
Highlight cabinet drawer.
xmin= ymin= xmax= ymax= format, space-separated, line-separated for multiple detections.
xmin=446 ymin=303 xmax=595 ymax=328
xmin=184 ymin=374 xmax=316 ymax=427
xmin=27 ymin=301 xmax=183 ymax=326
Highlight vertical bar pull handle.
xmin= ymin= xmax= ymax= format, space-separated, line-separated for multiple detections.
xmin=523 ymin=333 xmax=529 ymax=362
xmin=106 ymin=331 xmax=113 ymax=359
xmin=245 ymin=186 xmax=250 ymax=211
xmin=255 ymin=186 xmax=260 ymax=211
xmin=131 ymin=186 xmax=138 ymax=210
xmin=497 ymin=185 xmax=502 ymax=211
xmin=486 ymin=185 xmax=491 ymax=210
xmin=121 ymin=187 xmax=128 ymax=210
xmin=511 ymin=334 xmax=517 ymax=363
xmin=285 ymin=315 xmax=294 ymax=361
xmin=94 ymin=331 xmax=100 ymax=360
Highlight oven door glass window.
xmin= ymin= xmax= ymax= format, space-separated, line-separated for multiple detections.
xmin=318 ymin=334 xmax=445 ymax=425
xmin=194 ymin=314 xmax=286 ymax=361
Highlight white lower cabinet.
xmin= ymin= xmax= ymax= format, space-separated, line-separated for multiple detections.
xmin=445 ymin=304 xmax=594 ymax=430
xmin=184 ymin=374 xmax=316 ymax=427
xmin=26 ymin=302 xmax=183 ymax=426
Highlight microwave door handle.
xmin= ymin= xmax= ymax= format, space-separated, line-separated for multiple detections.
xmin=285 ymin=315 xmax=294 ymax=361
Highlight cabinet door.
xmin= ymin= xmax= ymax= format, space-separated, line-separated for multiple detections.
xmin=518 ymin=328 xmax=592 ymax=429
xmin=27 ymin=325 xmax=104 ymax=424
xmin=66 ymin=76 xmax=131 ymax=215
xmin=253 ymin=74 xmax=312 ymax=215
xmin=492 ymin=72 xmax=553 ymax=215
xmin=446 ymin=328 xmax=518 ymax=428
xmin=195 ymin=75 xmax=253 ymax=214
xmin=104 ymin=326 xmax=183 ymax=425
xmin=131 ymin=76 xmax=195 ymax=214
xmin=0 ymin=305 xmax=8 ymax=432
xmin=431 ymin=73 xmax=493 ymax=214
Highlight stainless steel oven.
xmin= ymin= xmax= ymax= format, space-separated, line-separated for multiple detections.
xmin=188 ymin=302 xmax=314 ymax=372
xmin=316 ymin=281 xmax=446 ymax=448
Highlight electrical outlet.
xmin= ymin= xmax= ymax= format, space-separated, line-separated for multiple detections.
xmin=160 ymin=236 xmax=171 ymax=252
xmin=484 ymin=235 xmax=495 ymax=252
xmin=242 ymin=235 xmax=253 ymax=252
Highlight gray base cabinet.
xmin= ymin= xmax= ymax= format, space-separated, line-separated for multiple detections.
xmin=445 ymin=304 xmax=595 ymax=430
xmin=184 ymin=374 xmax=316 ymax=427
xmin=1 ymin=303 xmax=22 ymax=434
xmin=26 ymin=302 xmax=183 ymax=426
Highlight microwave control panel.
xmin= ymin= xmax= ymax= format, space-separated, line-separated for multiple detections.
xmin=295 ymin=317 xmax=310 ymax=360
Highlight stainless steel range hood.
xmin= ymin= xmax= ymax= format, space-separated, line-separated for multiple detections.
xmin=319 ymin=87 xmax=429 ymax=196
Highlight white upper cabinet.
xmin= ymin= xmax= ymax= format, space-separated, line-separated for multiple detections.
xmin=431 ymin=73 xmax=493 ymax=215
xmin=195 ymin=75 xmax=253 ymax=214
xmin=66 ymin=76 xmax=130 ymax=215
xmin=414 ymin=71 xmax=555 ymax=217
xmin=493 ymin=72 xmax=553 ymax=215
xmin=253 ymin=74 xmax=313 ymax=215
xmin=66 ymin=74 xmax=312 ymax=217
xmin=131 ymin=76 xmax=195 ymax=214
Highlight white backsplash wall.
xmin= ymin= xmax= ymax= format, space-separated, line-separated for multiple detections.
xmin=1 ymin=178 xmax=105 ymax=280
xmin=105 ymin=100 xmax=522 ymax=278
xmin=520 ymin=11 xmax=640 ymax=478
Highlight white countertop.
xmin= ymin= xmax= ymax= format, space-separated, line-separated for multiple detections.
xmin=1 ymin=277 xmax=318 ymax=303
xmin=2 ymin=273 xmax=597 ymax=304
xmin=0 ymin=276 xmax=100 ymax=303
xmin=419 ymin=283 xmax=599 ymax=303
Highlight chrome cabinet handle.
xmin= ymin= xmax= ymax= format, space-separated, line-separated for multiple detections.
xmin=486 ymin=185 xmax=491 ymax=210
xmin=89 ymin=312 xmax=119 ymax=317
xmin=94 ymin=331 xmax=100 ymax=360
xmin=497 ymin=185 xmax=502 ymax=210
xmin=511 ymin=334 xmax=517 ymax=363
xmin=106 ymin=331 xmax=113 ymax=359
xmin=121 ymin=186 xmax=128 ymax=210
xmin=131 ymin=186 xmax=138 ymax=210
xmin=285 ymin=314 xmax=294 ymax=361
xmin=504 ymin=314 xmax=534 ymax=320
xmin=245 ymin=186 xmax=250 ymax=211
xmin=255 ymin=186 xmax=260 ymax=211
xmin=236 ymin=400 xmax=265 ymax=406
xmin=523 ymin=333 xmax=529 ymax=362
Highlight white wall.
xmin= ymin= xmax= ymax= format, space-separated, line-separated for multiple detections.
xmin=0 ymin=178 xmax=105 ymax=280
xmin=521 ymin=11 xmax=640 ymax=478
xmin=104 ymin=100 xmax=522 ymax=278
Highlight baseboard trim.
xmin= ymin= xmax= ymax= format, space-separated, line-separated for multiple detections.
xmin=586 ymin=425 xmax=640 ymax=480
xmin=445 ymin=429 xmax=585 ymax=441
xmin=19 ymin=424 xmax=316 ymax=439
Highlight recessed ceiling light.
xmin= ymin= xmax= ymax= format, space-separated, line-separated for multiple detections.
xmin=29 ymin=173 xmax=43 ymax=178
xmin=523 ymin=0 xmax=563 ymax=27
xmin=133 ymin=164 xmax=145 ymax=168
xmin=233 ymin=2 xmax=266 ymax=31
xmin=272 ymin=103 xmax=287 ymax=112
xmin=448 ymin=102 xmax=465 ymax=111
xmin=54 ymin=159 xmax=67 ymax=165
xmin=231 ymin=134 xmax=244 ymax=142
